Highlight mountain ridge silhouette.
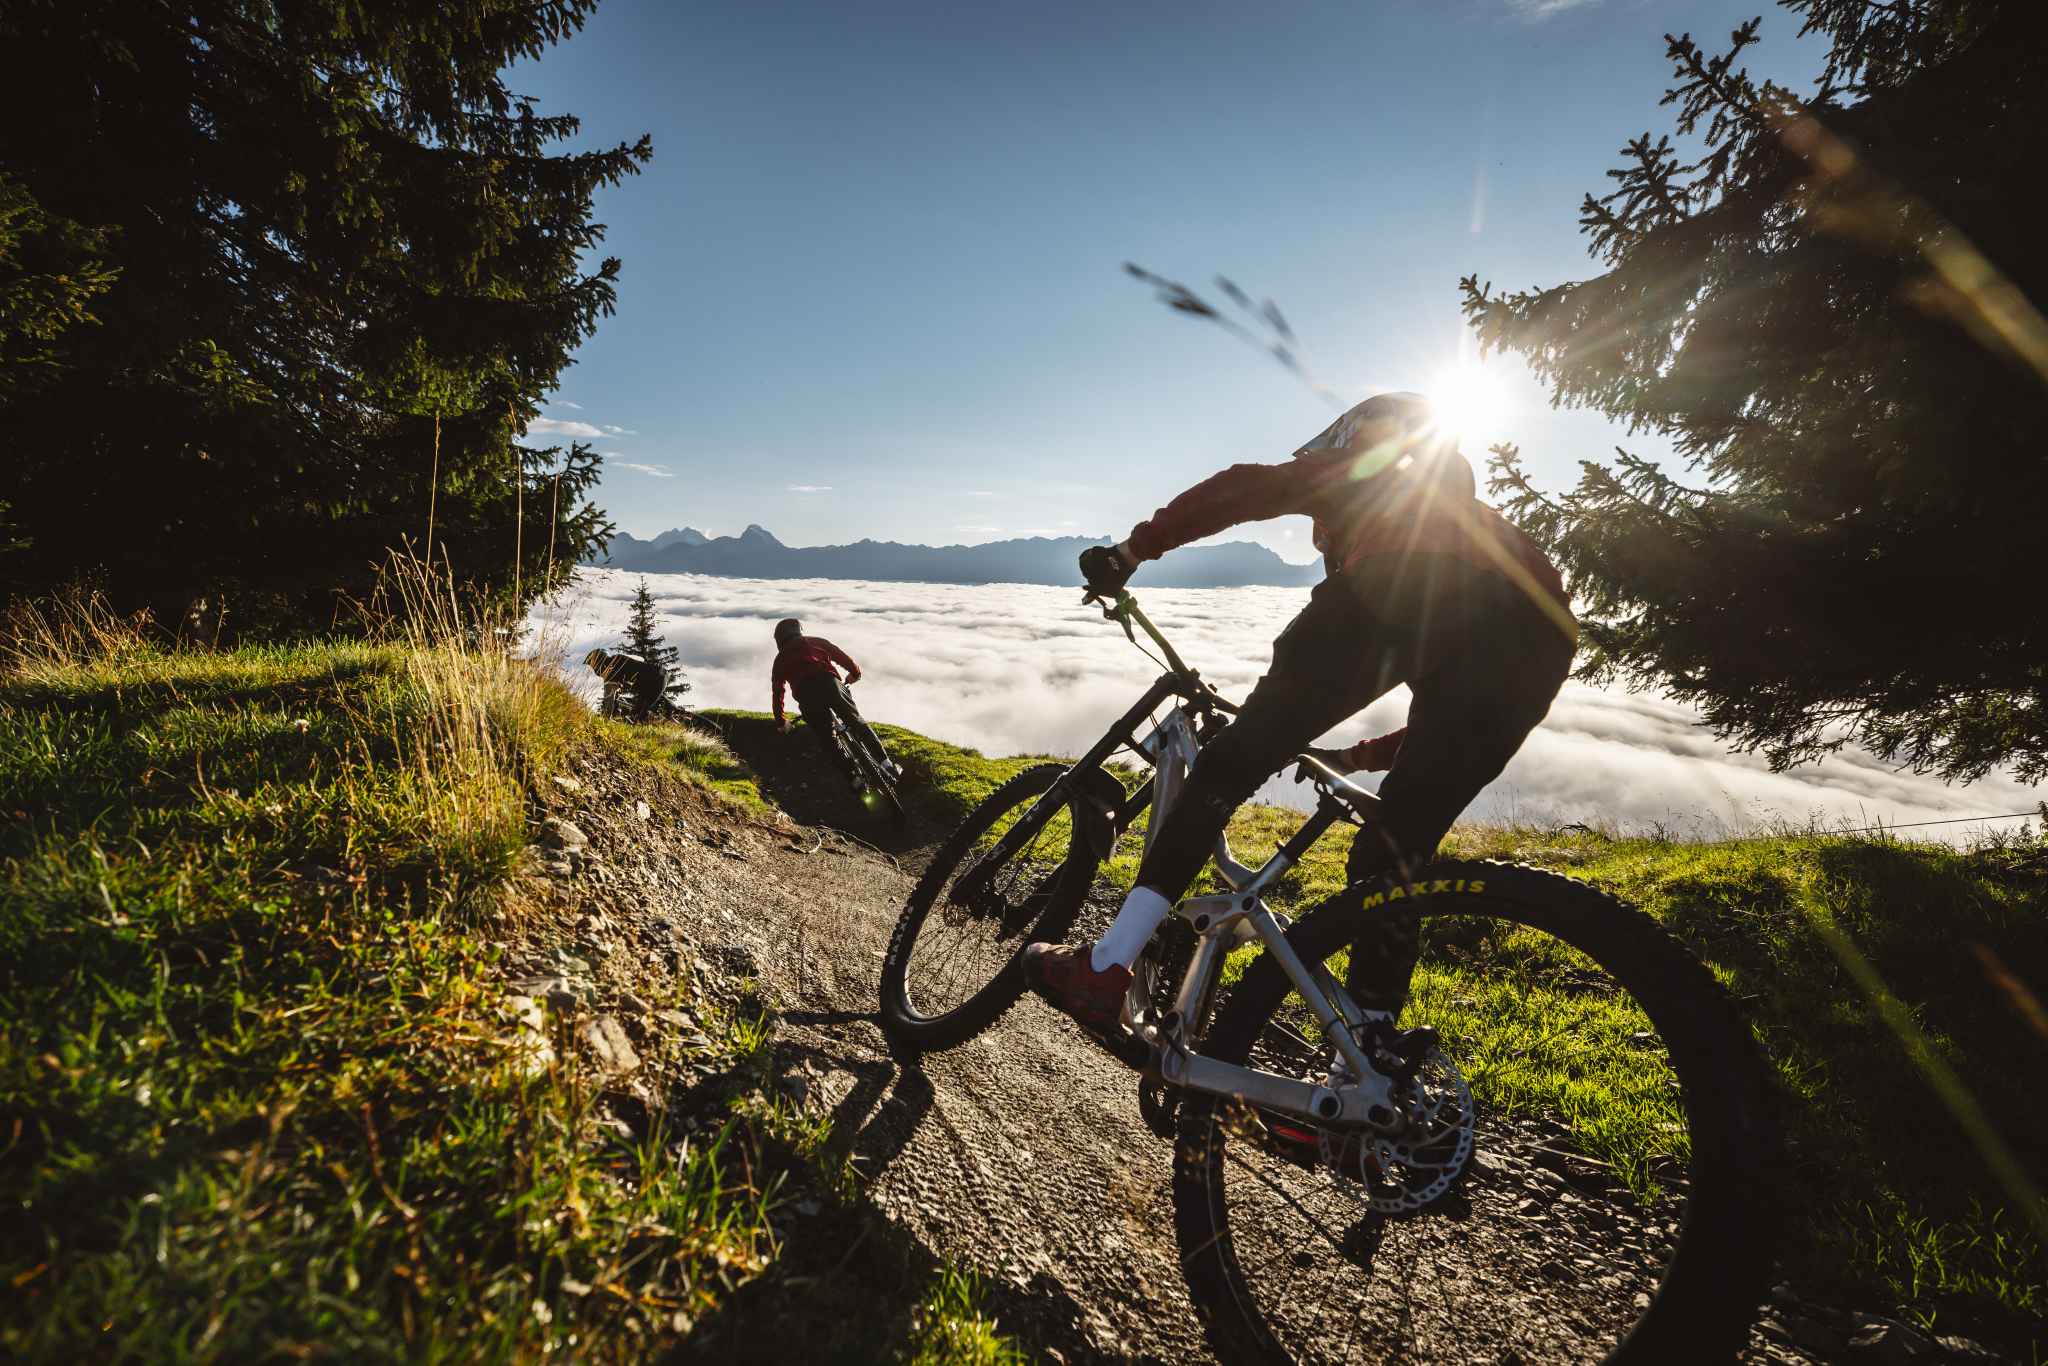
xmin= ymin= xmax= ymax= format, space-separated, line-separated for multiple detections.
xmin=589 ymin=526 xmax=1321 ymax=588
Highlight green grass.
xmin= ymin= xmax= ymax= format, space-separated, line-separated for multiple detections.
xmin=0 ymin=626 xmax=785 ymax=1360
xmin=0 ymin=599 xmax=1012 ymax=1362
xmin=872 ymin=723 xmax=2046 ymax=1347
xmin=594 ymin=712 xmax=773 ymax=814
xmin=904 ymin=1263 xmax=1029 ymax=1366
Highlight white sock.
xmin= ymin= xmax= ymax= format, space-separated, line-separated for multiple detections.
xmin=1091 ymin=886 xmax=1174 ymax=971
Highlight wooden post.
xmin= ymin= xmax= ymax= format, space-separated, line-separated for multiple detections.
xmin=546 ymin=467 xmax=562 ymax=591
xmin=510 ymin=402 xmax=522 ymax=611
xmin=425 ymin=410 xmax=441 ymax=564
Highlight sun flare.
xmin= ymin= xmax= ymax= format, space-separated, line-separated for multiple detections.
xmin=1428 ymin=361 xmax=1511 ymax=446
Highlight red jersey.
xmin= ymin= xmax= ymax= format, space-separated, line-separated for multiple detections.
xmin=771 ymin=636 xmax=860 ymax=723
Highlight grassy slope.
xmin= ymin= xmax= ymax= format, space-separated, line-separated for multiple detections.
xmin=868 ymin=719 xmax=2047 ymax=1347
xmin=0 ymin=634 xmax=1015 ymax=1363
xmin=5 ymin=631 xmax=2039 ymax=1355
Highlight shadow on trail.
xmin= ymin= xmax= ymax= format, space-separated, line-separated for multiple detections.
xmin=669 ymin=1039 xmax=1117 ymax=1364
xmin=701 ymin=711 xmax=938 ymax=858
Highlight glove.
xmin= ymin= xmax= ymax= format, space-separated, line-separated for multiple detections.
xmin=777 ymin=716 xmax=791 ymax=734
xmin=1079 ymin=543 xmax=1136 ymax=594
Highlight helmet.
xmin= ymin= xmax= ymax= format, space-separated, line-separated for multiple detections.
xmin=584 ymin=648 xmax=609 ymax=670
xmin=1296 ymin=391 xmax=1471 ymax=497
xmin=774 ymin=618 xmax=802 ymax=647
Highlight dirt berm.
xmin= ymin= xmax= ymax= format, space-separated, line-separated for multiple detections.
xmin=519 ymin=719 xmax=1975 ymax=1364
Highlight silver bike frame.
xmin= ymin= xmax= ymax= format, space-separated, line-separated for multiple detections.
xmin=1120 ymin=653 xmax=1397 ymax=1129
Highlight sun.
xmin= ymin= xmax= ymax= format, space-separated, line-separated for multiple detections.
xmin=1427 ymin=361 xmax=1511 ymax=446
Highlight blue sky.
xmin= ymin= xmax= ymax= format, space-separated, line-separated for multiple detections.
xmin=512 ymin=0 xmax=1827 ymax=558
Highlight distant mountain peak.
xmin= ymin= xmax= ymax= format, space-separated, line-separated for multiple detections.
xmin=740 ymin=524 xmax=782 ymax=545
xmin=649 ymin=527 xmax=708 ymax=549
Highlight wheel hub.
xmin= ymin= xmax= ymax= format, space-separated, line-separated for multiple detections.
xmin=1318 ymin=1045 xmax=1476 ymax=1214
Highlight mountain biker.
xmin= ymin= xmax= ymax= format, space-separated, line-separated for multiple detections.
xmin=585 ymin=647 xmax=671 ymax=722
xmin=771 ymin=618 xmax=899 ymax=786
xmin=1024 ymin=391 xmax=1577 ymax=1066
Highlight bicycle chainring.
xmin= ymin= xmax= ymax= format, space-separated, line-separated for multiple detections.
xmin=1318 ymin=1046 xmax=1476 ymax=1215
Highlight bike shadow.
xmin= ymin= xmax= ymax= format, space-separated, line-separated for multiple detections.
xmin=670 ymin=1041 xmax=1131 ymax=1363
xmin=766 ymin=1036 xmax=937 ymax=1183
xmin=702 ymin=711 xmax=933 ymax=857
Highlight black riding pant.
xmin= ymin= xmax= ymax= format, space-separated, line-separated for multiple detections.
xmin=793 ymin=674 xmax=888 ymax=779
xmin=1133 ymin=553 xmax=1575 ymax=1013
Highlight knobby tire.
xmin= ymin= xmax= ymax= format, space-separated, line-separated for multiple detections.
xmin=1173 ymin=858 xmax=1779 ymax=1365
xmin=879 ymin=764 xmax=1099 ymax=1051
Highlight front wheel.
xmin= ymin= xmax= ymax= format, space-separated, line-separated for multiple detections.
xmin=844 ymin=724 xmax=907 ymax=827
xmin=1174 ymin=859 xmax=1779 ymax=1364
xmin=879 ymin=764 xmax=1097 ymax=1050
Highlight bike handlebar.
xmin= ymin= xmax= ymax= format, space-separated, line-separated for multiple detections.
xmin=1291 ymin=750 xmax=1379 ymax=820
xmin=1083 ymin=585 xmax=1239 ymax=714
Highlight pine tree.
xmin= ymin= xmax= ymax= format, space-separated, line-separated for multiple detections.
xmin=621 ymin=579 xmax=686 ymax=701
xmin=0 ymin=1 xmax=649 ymax=633
xmin=1460 ymin=0 xmax=2048 ymax=783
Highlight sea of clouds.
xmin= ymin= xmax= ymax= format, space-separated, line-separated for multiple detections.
xmin=529 ymin=569 xmax=2039 ymax=841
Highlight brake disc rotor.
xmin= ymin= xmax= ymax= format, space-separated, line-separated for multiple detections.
xmin=1318 ymin=1046 xmax=1476 ymax=1215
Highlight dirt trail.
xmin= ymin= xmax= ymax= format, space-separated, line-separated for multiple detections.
xmin=553 ymin=721 xmax=1852 ymax=1362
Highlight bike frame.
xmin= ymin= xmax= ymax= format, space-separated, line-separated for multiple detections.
xmin=993 ymin=590 xmax=1405 ymax=1129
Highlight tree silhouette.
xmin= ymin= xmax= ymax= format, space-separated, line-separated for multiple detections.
xmin=621 ymin=579 xmax=687 ymax=702
xmin=1461 ymin=0 xmax=2048 ymax=782
xmin=0 ymin=1 xmax=649 ymax=634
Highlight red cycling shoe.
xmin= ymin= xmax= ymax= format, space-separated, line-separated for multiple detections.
xmin=1022 ymin=942 xmax=1131 ymax=1037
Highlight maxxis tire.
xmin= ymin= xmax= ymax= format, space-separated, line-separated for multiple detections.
xmin=1173 ymin=858 xmax=1780 ymax=1365
xmin=878 ymin=764 xmax=1098 ymax=1052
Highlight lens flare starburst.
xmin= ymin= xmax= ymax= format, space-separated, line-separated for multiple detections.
xmin=1427 ymin=361 xmax=1511 ymax=447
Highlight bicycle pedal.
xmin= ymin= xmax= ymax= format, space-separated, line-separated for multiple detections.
xmin=1067 ymin=1018 xmax=1152 ymax=1072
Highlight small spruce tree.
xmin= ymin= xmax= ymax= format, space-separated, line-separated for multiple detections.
xmin=620 ymin=579 xmax=687 ymax=703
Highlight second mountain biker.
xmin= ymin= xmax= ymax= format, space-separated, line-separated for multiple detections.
xmin=771 ymin=617 xmax=899 ymax=788
xmin=1025 ymin=391 xmax=1578 ymax=1056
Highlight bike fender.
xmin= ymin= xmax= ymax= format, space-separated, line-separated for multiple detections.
xmin=1071 ymin=767 xmax=1128 ymax=861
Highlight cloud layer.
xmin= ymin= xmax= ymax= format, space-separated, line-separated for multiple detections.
xmin=531 ymin=570 xmax=2039 ymax=841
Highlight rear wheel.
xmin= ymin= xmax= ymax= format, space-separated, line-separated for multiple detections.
xmin=1174 ymin=859 xmax=1778 ymax=1364
xmin=879 ymin=764 xmax=1097 ymax=1050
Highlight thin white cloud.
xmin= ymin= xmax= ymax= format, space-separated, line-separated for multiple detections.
xmin=1508 ymin=0 xmax=1599 ymax=17
xmin=602 ymin=424 xmax=637 ymax=436
xmin=787 ymin=484 xmax=833 ymax=493
xmin=613 ymin=461 xmax=673 ymax=478
xmin=965 ymin=490 xmax=998 ymax=498
xmin=530 ymin=571 xmax=2040 ymax=843
xmin=556 ymin=400 xmax=583 ymax=410
xmin=530 ymin=417 xmax=605 ymax=439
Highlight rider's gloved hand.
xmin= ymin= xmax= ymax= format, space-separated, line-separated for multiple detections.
xmin=1079 ymin=542 xmax=1137 ymax=594
xmin=777 ymin=716 xmax=791 ymax=734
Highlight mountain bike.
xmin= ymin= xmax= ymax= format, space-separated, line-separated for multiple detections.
xmin=877 ymin=587 xmax=1778 ymax=1363
xmin=824 ymin=685 xmax=906 ymax=827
